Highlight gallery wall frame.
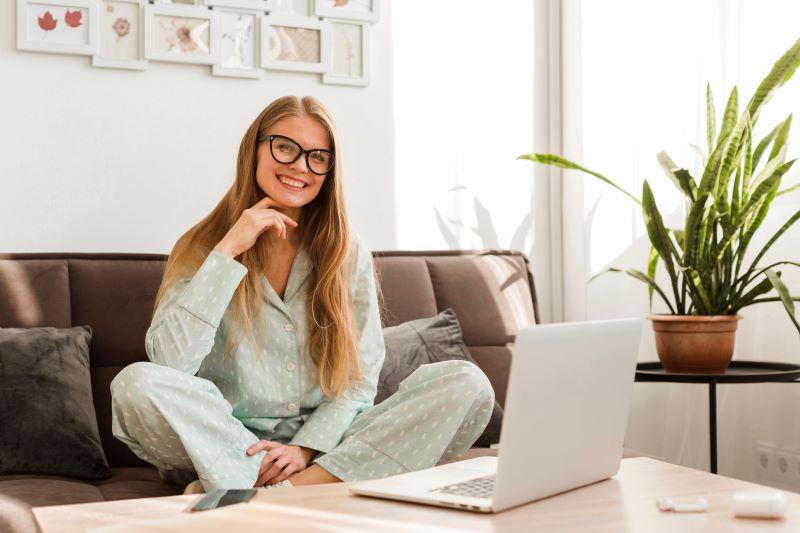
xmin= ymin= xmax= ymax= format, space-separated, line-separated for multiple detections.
xmin=261 ymin=15 xmax=329 ymax=73
xmin=17 ymin=0 xmax=99 ymax=56
xmin=144 ymin=2 xmax=219 ymax=65
xmin=314 ymin=0 xmax=377 ymax=23
xmin=212 ymin=7 xmax=263 ymax=78
xmin=202 ymin=0 xmax=273 ymax=10
xmin=322 ymin=19 xmax=367 ymax=86
xmin=92 ymin=0 xmax=148 ymax=70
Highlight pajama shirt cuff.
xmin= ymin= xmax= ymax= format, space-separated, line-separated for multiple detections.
xmin=199 ymin=425 xmax=264 ymax=491
xmin=177 ymin=251 xmax=248 ymax=328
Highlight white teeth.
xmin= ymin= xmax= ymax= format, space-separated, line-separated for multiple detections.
xmin=278 ymin=175 xmax=305 ymax=188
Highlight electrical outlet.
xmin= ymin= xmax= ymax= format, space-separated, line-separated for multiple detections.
xmin=756 ymin=444 xmax=772 ymax=476
xmin=774 ymin=451 xmax=792 ymax=480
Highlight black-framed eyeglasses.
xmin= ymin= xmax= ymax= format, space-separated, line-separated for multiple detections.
xmin=260 ymin=134 xmax=334 ymax=176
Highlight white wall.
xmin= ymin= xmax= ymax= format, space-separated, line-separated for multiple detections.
xmin=0 ymin=1 xmax=396 ymax=254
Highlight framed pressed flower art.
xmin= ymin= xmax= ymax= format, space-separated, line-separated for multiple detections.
xmin=92 ymin=0 xmax=148 ymax=70
xmin=211 ymin=8 xmax=263 ymax=79
xmin=314 ymin=0 xmax=378 ymax=23
xmin=16 ymin=0 xmax=98 ymax=56
xmin=261 ymin=15 xmax=329 ymax=73
xmin=144 ymin=2 xmax=219 ymax=65
xmin=322 ymin=20 xmax=368 ymax=86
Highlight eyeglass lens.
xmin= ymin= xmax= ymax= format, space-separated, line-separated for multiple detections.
xmin=271 ymin=136 xmax=333 ymax=175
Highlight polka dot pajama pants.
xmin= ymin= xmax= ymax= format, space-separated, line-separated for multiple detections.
xmin=110 ymin=359 xmax=494 ymax=491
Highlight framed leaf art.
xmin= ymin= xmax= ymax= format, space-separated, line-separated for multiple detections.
xmin=17 ymin=0 xmax=98 ymax=56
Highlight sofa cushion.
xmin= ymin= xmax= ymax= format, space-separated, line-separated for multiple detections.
xmin=0 ymin=325 xmax=110 ymax=479
xmin=377 ymin=309 xmax=504 ymax=447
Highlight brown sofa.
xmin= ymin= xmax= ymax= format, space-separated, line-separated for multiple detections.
xmin=0 ymin=249 xmax=539 ymax=533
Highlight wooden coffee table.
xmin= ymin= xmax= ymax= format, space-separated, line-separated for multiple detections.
xmin=34 ymin=458 xmax=799 ymax=532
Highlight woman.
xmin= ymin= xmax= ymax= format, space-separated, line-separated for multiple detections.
xmin=110 ymin=95 xmax=494 ymax=493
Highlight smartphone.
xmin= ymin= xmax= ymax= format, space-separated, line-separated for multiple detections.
xmin=188 ymin=488 xmax=258 ymax=512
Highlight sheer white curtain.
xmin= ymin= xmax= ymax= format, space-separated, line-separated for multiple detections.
xmin=392 ymin=2 xmax=535 ymax=256
xmin=560 ymin=0 xmax=800 ymax=480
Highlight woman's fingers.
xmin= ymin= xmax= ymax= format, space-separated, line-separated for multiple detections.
xmin=247 ymin=440 xmax=279 ymax=456
xmin=259 ymin=457 xmax=289 ymax=486
xmin=272 ymin=463 xmax=300 ymax=484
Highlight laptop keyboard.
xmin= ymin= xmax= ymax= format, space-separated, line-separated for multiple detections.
xmin=430 ymin=475 xmax=495 ymax=498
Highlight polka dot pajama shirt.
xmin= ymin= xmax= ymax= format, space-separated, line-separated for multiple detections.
xmin=110 ymin=238 xmax=494 ymax=491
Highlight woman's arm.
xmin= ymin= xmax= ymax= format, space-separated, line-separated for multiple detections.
xmin=289 ymin=237 xmax=386 ymax=454
xmin=145 ymin=250 xmax=248 ymax=375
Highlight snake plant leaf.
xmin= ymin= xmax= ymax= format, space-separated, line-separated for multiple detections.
xmin=731 ymin=276 xmax=776 ymax=312
xmin=687 ymin=268 xmax=713 ymax=314
xmin=706 ymin=83 xmax=716 ymax=154
xmin=647 ymin=246 xmax=659 ymax=309
xmin=596 ymin=267 xmax=676 ymax=314
xmin=746 ymin=207 xmax=800 ymax=279
xmin=517 ymin=154 xmax=642 ymax=205
xmin=735 ymin=183 xmax=780 ymax=278
xmin=690 ymin=143 xmax=708 ymax=168
xmin=657 ymin=151 xmax=697 ymax=200
xmin=749 ymin=146 xmax=788 ymax=194
xmin=642 ymin=181 xmax=678 ymax=263
xmin=777 ymin=183 xmax=800 ymax=196
xmin=698 ymin=130 xmax=731 ymax=196
xmin=752 ymin=118 xmax=787 ymax=174
xmin=732 ymin=167 xmax=742 ymax=219
xmin=745 ymin=36 xmax=800 ymax=124
xmin=684 ymin=193 xmax=711 ymax=266
xmin=765 ymin=269 xmax=800 ymax=333
xmin=769 ymin=114 xmax=793 ymax=163
xmin=674 ymin=169 xmax=698 ymax=202
xmin=741 ymin=159 xmax=794 ymax=219
xmin=717 ymin=86 xmax=739 ymax=145
xmin=671 ymin=229 xmax=686 ymax=251
xmin=715 ymin=112 xmax=749 ymax=201
xmin=656 ymin=151 xmax=686 ymax=195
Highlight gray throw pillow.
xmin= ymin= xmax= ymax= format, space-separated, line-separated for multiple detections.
xmin=377 ymin=309 xmax=503 ymax=447
xmin=0 ymin=325 xmax=110 ymax=479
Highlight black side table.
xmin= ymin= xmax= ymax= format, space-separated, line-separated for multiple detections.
xmin=635 ymin=361 xmax=800 ymax=475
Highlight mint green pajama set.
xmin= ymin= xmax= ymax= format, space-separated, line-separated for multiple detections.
xmin=110 ymin=238 xmax=494 ymax=491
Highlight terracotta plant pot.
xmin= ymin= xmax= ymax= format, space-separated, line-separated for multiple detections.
xmin=648 ymin=314 xmax=742 ymax=374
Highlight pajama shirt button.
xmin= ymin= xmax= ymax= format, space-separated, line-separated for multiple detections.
xmin=284 ymin=324 xmax=294 ymax=332
xmin=288 ymin=402 xmax=297 ymax=411
xmin=286 ymin=362 xmax=296 ymax=372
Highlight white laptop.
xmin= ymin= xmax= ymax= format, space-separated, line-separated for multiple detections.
xmin=350 ymin=318 xmax=643 ymax=513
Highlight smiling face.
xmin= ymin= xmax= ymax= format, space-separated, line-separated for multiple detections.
xmin=255 ymin=115 xmax=332 ymax=217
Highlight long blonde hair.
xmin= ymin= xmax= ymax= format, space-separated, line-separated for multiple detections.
xmin=153 ymin=95 xmax=361 ymax=398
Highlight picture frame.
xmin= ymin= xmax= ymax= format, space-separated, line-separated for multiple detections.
xmin=269 ymin=0 xmax=312 ymax=17
xmin=313 ymin=0 xmax=377 ymax=23
xmin=212 ymin=8 xmax=262 ymax=79
xmin=202 ymin=0 xmax=273 ymax=9
xmin=144 ymin=3 xmax=219 ymax=65
xmin=16 ymin=0 xmax=98 ymax=56
xmin=92 ymin=0 xmax=148 ymax=70
xmin=153 ymin=0 xmax=204 ymax=5
xmin=261 ymin=15 xmax=329 ymax=73
xmin=322 ymin=20 xmax=367 ymax=86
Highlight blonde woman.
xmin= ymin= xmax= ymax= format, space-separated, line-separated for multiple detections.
xmin=110 ymin=96 xmax=494 ymax=493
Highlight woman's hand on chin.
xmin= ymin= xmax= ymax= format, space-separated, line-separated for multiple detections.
xmin=248 ymin=440 xmax=317 ymax=486
xmin=213 ymin=196 xmax=298 ymax=259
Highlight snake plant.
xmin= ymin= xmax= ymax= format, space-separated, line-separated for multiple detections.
xmin=519 ymin=37 xmax=800 ymax=333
